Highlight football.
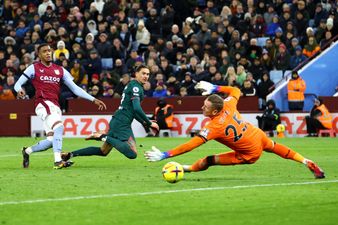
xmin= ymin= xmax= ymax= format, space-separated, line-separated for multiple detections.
xmin=276 ymin=124 xmax=286 ymax=133
xmin=162 ymin=162 xmax=184 ymax=183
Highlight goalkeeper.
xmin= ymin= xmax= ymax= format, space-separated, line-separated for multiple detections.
xmin=145 ymin=81 xmax=325 ymax=179
xmin=62 ymin=65 xmax=159 ymax=161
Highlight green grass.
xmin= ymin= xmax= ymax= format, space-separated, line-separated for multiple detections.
xmin=0 ymin=137 xmax=337 ymax=225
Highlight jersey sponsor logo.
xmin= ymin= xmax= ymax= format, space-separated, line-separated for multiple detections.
xmin=54 ymin=69 xmax=60 ymax=75
xmin=199 ymin=128 xmax=210 ymax=139
xmin=133 ymin=87 xmax=139 ymax=93
xmin=40 ymin=76 xmax=60 ymax=82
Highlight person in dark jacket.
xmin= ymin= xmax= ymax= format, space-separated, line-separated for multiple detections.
xmin=256 ymin=99 xmax=281 ymax=136
xmin=257 ymin=71 xmax=275 ymax=109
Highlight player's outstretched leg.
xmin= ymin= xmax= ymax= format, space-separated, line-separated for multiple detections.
xmin=85 ymin=132 xmax=107 ymax=141
xmin=105 ymin=136 xmax=137 ymax=159
xmin=185 ymin=152 xmax=248 ymax=172
xmin=266 ymin=142 xmax=325 ymax=179
xmin=306 ymin=160 xmax=325 ymax=179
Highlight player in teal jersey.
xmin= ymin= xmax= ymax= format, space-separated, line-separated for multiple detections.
xmin=62 ymin=65 xmax=159 ymax=160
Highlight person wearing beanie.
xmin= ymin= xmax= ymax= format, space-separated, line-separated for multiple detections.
xmin=290 ymin=45 xmax=307 ymax=69
xmin=287 ymin=71 xmax=306 ymax=110
xmin=274 ymin=43 xmax=291 ymax=70
xmin=256 ymin=99 xmax=281 ymax=137
xmin=53 ymin=40 xmax=70 ymax=61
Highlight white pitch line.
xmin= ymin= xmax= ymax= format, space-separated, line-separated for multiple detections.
xmin=1 ymin=180 xmax=337 ymax=206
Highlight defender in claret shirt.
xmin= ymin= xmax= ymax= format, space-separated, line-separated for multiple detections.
xmin=14 ymin=43 xmax=107 ymax=169
xmin=145 ymin=81 xmax=325 ymax=179
xmin=61 ymin=65 xmax=159 ymax=162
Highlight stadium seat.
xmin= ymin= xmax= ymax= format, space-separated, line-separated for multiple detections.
xmin=101 ymin=58 xmax=113 ymax=70
xmin=269 ymin=70 xmax=284 ymax=84
xmin=159 ymin=129 xmax=172 ymax=137
xmin=257 ymin=37 xmax=270 ymax=47
xmin=318 ymin=129 xmax=336 ymax=137
xmin=283 ymin=70 xmax=292 ymax=77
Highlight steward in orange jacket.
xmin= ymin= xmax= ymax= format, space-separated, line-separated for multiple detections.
xmin=287 ymin=71 xmax=306 ymax=110
xmin=305 ymin=98 xmax=332 ymax=137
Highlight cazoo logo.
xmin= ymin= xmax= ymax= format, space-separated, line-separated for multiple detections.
xmin=40 ymin=76 xmax=60 ymax=82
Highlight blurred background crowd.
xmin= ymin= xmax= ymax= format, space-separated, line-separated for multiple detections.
xmin=0 ymin=0 xmax=337 ymax=110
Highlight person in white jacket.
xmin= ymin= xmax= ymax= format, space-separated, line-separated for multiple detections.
xmin=135 ymin=20 xmax=150 ymax=52
xmin=38 ymin=0 xmax=55 ymax=17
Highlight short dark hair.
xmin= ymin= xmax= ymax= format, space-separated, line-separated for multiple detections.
xmin=134 ymin=64 xmax=149 ymax=72
xmin=206 ymin=94 xmax=224 ymax=112
xmin=37 ymin=43 xmax=50 ymax=53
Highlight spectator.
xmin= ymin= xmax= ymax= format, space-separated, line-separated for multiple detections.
xmin=53 ymin=40 xmax=70 ymax=61
xmin=0 ymin=75 xmax=16 ymax=100
xmin=305 ymin=98 xmax=332 ymax=137
xmin=90 ymin=0 xmax=105 ymax=14
xmin=84 ymin=49 xmax=102 ymax=82
xmin=160 ymin=3 xmax=175 ymax=38
xmin=70 ymin=59 xmax=88 ymax=87
xmin=41 ymin=5 xmax=57 ymax=23
xmin=241 ymin=80 xmax=256 ymax=97
xmin=119 ymin=23 xmax=132 ymax=51
xmin=257 ymin=71 xmax=275 ymax=110
xmin=256 ymin=99 xmax=281 ymax=136
xmin=315 ymin=19 xmax=328 ymax=43
xmin=178 ymin=86 xmax=188 ymax=97
xmin=15 ymin=20 xmax=30 ymax=39
xmin=302 ymin=36 xmax=321 ymax=58
xmin=194 ymin=64 xmax=210 ymax=82
xmin=165 ymin=76 xmax=180 ymax=96
xmin=135 ymin=20 xmax=151 ymax=53
xmin=290 ymin=46 xmax=307 ymax=69
xmin=266 ymin=15 xmax=280 ymax=37
xmin=152 ymin=82 xmax=169 ymax=97
xmin=143 ymin=81 xmax=153 ymax=97
xmin=274 ymin=43 xmax=291 ymax=71
xmin=320 ymin=30 xmax=333 ymax=49
xmin=145 ymin=8 xmax=161 ymax=42
xmin=224 ymin=66 xmax=237 ymax=87
xmin=180 ymin=72 xmax=197 ymax=96
xmin=96 ymin=33 xmax=113 ymax=59
xmin=287 ymin=71 xmax=306 ymax=111
xmin=159 ymin=58 xmax=174 ymax=79
xmin=38 ymin=0 xmax=55 ymax=17
xmin=260 ymin=48 xmax=274 ymax=71
xmin=235 ymin=65 xmax=246 ymax=87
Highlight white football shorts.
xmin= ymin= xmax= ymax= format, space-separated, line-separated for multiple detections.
xmin=35 ymin=100 xmax=62 ymax=134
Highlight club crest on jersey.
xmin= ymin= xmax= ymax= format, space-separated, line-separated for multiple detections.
xmin=54 ymin=69 xmax=60 ymax=75
xmin=133 ymin=87 xmax=139 ymax=93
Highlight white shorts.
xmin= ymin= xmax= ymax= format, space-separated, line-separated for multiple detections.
xmin=35 ymin=100 xmax=62 ymax=134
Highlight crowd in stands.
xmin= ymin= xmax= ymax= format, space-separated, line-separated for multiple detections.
xmin=0 ymin=0 xmax=337 ymax=110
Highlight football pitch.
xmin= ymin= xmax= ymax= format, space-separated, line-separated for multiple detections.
xmin=0 ymin=137 xmax=337 ymax=225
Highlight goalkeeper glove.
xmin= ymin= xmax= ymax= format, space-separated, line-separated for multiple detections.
xmin=195 ymin=81 xmax=218 ymax=95
xmin=144 ymin=146 xmax=169 ymax=162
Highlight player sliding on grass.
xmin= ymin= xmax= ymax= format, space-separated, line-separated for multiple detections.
xmin=145 ymin=81 xmax=325 ymax=179
xmin=61 ymin=65 xmax=159 ymax=161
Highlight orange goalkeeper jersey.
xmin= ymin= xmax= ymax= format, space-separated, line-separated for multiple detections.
xmin=167 ymin=86 xmax=268 ymax=160
xmin=199 ymin=93 xmax=262 ymax=155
